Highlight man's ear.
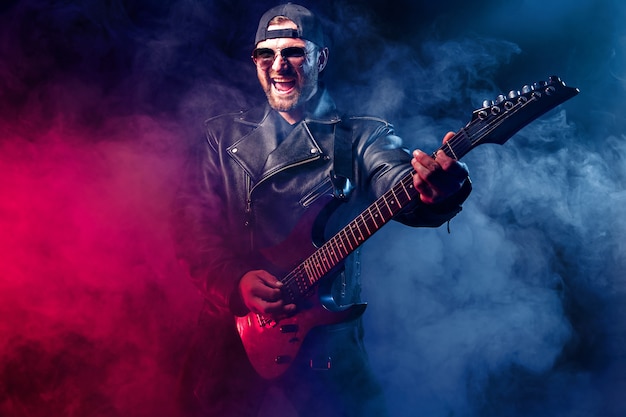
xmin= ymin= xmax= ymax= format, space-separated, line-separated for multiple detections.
xmin=317 ymin=47 xmax=329 ymax=72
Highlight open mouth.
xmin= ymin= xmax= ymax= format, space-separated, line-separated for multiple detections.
xmin=272 ymin=79 xmax=296 ymax=94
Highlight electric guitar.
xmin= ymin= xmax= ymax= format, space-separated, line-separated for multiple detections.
xmin=235 ymin=75 xmax=579 ymax=379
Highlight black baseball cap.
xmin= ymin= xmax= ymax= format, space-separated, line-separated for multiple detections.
xmin=254 ymin=3 xmax=325 ymax=47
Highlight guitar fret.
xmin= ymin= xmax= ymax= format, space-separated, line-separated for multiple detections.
xmin=303 ymin=260 xmax=314 ymax=284
xmin=320 ymin=248 xmax=331 ymax=271
xmin=319 ymin=251 xmax=330 ymax=273
xmin=344 ymin=228 xmax=355 ymax=250
xmin=315 ymin=250 xmax=324 ymax=272
xmin=357 ymin=222 xmax=365 ymax=241
xmin=349 ymin=225 xmax=359 ymax=246
xmin=349 ymin=223 xmax=362 ymax=243
xmin=371 ymin=206 xmax=379 ymax=223
xmin=399 ymin=178 xmax=414 ymax=200
xmin=393 ymin=186 xmax=404 ymax=206
xmin=368 ymin=205 xmax=382 ymax=229
xmin=390 ymin=188 xmax=401 ymax=208
xmin=325 ymin=244 xmax=335 ymax=265
xmin=328 ymin=242 xmax=341 ymax=263
xmin=308 ymin=256 xmax=320 ymax=280
xmin=335 ymin=234 xmax=348 ymax=256
xmin=313 ymin=252 xmax=324 ymax=276
xmin=315 ymin=252 xmax=325 ymax=275
xmin=396 ymin=181 xmax=411 ymax=205
xmin=443 ymin=129 xmax=473 ymax=160
xmin=368 ymin=208 xmax=379 ymax=232
xmin=378 ymin=198 xmax=392 ymax=218
xmin=360 ymin=213 xmax=372 ymax=235
xmin=379 ymin=194 xmax=390 ymax=215
xmin=339 ymin=229 xmax=353 ymax=251
xmin=445 ymin=140 xmax=459 ymax=159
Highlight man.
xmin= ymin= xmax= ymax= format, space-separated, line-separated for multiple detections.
xmin=172 ymin=4 xmax=472 ymax=417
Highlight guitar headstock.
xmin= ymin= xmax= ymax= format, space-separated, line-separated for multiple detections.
xmin=467 ymin=75 xmax=579 ymax=148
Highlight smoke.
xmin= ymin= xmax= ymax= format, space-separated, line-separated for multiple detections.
xmin=0 ymin=0 xmax=624 ymax=417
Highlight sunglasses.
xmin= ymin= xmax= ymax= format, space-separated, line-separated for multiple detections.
xmin=251 ymin=46 xmax=309 ymax=69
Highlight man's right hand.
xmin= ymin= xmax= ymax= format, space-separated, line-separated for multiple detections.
xmin=238 ymin=270 xmax=297 ymax=319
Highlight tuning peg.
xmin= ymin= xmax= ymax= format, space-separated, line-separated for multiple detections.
xmin=495 ymin=94 xmax=507 ymax=104
xmin=548 ymin=75 xmax=561 ymax=84
xmin=507 ymin=90 xmax=520 ymax=99
xmin=521 ymin=84 xmax=533 ymax=94
xmin=482 ymin=99 xmax=493 ymax=108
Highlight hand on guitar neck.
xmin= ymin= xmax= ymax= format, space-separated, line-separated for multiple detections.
xmin=411 ymin=131 xmax=470 ymax=205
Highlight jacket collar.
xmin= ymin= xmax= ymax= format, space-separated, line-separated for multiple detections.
xmin=227 ymin=88 xmax=340 ymax=184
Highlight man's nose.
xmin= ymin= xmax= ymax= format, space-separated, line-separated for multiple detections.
xmin=271 ymin=53 xmax=288 ymax=71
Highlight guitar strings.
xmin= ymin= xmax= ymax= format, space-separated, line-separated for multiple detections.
xmin=278 ymin=110 xmax=504 ymax=293
xmin=278 ymin=92 xmax=538 ymax=297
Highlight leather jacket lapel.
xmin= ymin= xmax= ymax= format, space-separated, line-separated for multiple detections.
xmin=226 ymin=88 xmax=340 ymax=184
xmin=227 ymin=117 xmax=325 ymax=183
xmin=228 ymin=121 xmax=337 ymax=187
xmin=261 ymin=122 xmax=324 ymax=179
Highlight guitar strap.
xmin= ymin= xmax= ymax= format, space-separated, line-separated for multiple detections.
xmin=330 ymin=118 xmax=354 ymax=200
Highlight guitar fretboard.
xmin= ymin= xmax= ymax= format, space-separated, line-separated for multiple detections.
xmin=280 ymin=132 xmax=473 ymax=303
xmin=278 ymin=76 xmax=578 ymax=304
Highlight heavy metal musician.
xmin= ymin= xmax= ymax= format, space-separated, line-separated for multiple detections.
xmin=171 ymin=3 xmax=472 ymax=416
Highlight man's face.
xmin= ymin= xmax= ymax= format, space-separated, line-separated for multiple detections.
xmin=253 ymin=22 xmax=322 ymax=115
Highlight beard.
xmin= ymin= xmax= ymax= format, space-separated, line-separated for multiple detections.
xmin=265 ymin=88 xmax=302 ymax=112
xmin=261 ymin=69 xmax=319 ymax=113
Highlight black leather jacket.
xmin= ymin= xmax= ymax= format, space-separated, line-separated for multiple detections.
xmin=172 ymin=89 xmax=471 ymax=319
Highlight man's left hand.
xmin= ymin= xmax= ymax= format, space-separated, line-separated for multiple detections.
xmin=411 ymin=131 xmax=469 ymax=205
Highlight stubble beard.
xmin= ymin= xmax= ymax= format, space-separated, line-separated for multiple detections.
xmin=266 ymin=88 xmax=301 ymax=112
xmin=263 ymin=72 xmax=318 ymax=113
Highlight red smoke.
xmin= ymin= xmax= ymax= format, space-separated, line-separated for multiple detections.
xmin=0 ymin=117 xmax=200 ymax=416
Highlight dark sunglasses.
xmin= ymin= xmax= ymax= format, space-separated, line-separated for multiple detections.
xmin=251 ymin=46 xmax=308 ymax=69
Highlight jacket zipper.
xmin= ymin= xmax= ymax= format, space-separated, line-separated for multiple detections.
xmin=244 ymin=175 xmax=254 ymax=251
xmin=245 ymin=155 xmax=322 ymax=252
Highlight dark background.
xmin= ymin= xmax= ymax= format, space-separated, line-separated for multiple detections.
xmin=0 ymin=1 xmax=624 ymax=416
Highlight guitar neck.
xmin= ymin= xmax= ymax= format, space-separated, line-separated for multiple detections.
xmin=279 ymin=76 xmax=579 ymax=303
xmin=280 ymin=134 xmax=471 ymax=302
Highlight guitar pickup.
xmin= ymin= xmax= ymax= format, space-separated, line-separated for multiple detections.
xmin=279 ymin=324 xmax=299 ymax=333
